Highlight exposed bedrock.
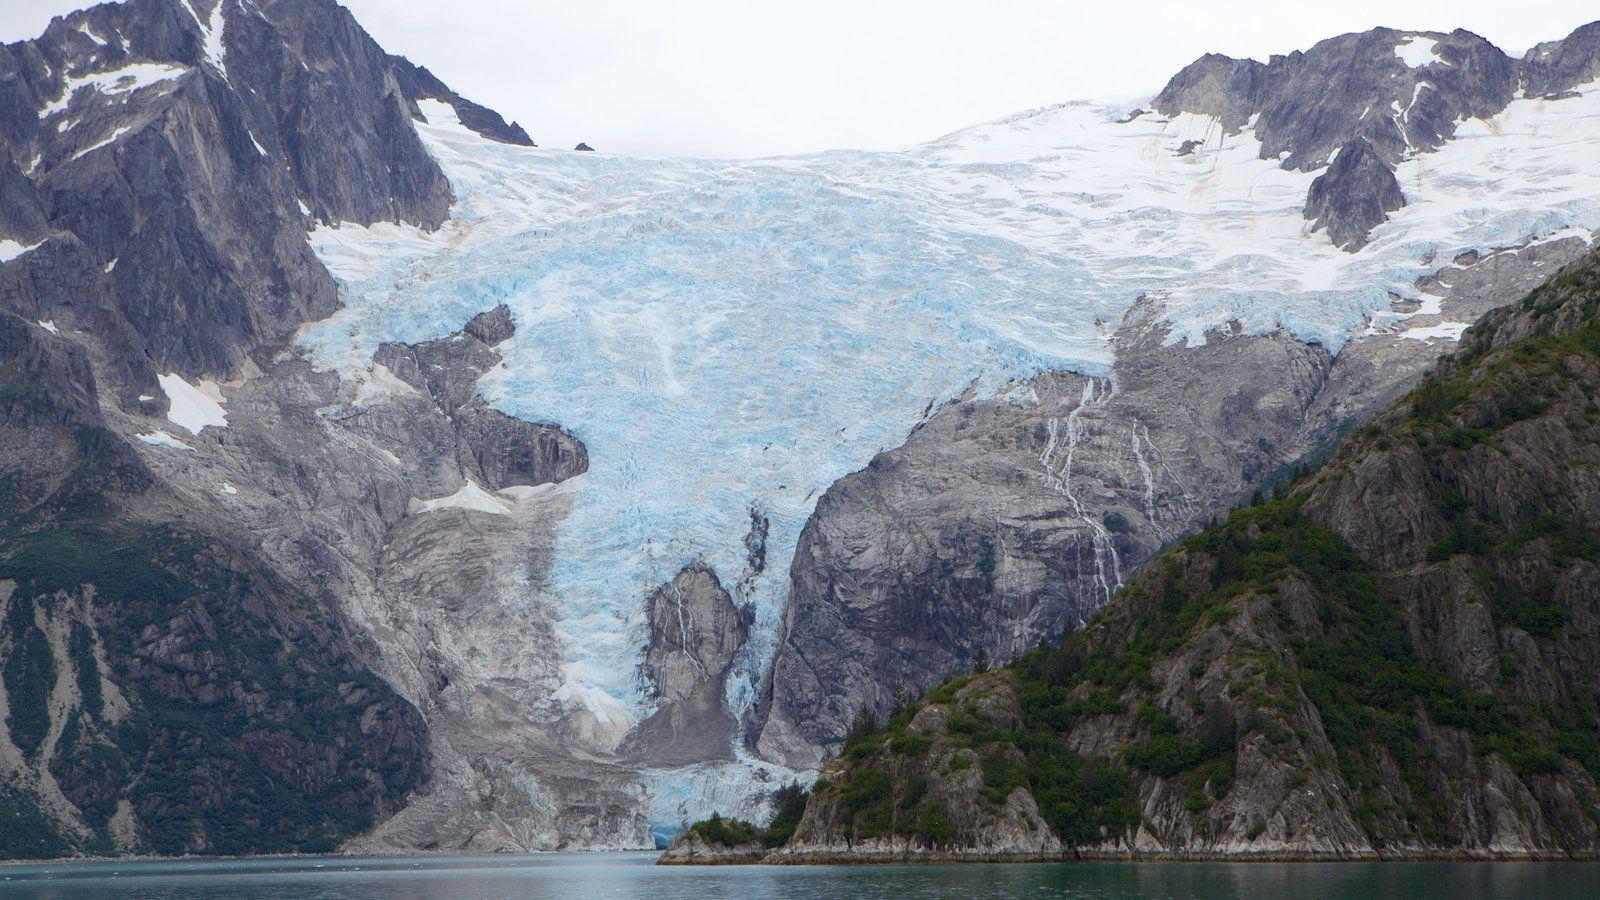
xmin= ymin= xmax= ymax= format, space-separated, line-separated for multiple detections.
xmin=1522 ymin=21 xmax=1600 ymax=99
xmin=0 ymin=312 xmax=429 ymax=857
xmin=1304 ymin=138 xmax=1406 ymax=251
xmin=372 ymin=305 xmax=588 ymax=490
xmin=755 ymin=235 xmax=1594 ymax=770
xmin=620 ymin=566 xmax=753 ymax=768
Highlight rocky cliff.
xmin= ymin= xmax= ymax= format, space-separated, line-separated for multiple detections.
xmin=0 ymin=0 xmax=562 ymax=857
xmin=712 ymin=248 xmax=1600 ymax=862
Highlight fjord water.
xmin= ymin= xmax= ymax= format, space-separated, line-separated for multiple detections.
xmin=2 ymin=853 xmax=1595 ymax=898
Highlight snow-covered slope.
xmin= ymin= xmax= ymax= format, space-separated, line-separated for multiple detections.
xmin=301 ymin=79 xmax=1600 ymax=827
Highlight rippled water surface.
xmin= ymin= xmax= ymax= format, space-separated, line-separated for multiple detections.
xmin=2 ymin=852 xmax=1596 ymax=898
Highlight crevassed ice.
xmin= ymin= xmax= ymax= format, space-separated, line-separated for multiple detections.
xmin=303 ymin=80 xmax=1600 ymax=803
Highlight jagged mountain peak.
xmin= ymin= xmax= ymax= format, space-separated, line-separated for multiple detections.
xmin=0 ymin=0 xmax=533 ymax=386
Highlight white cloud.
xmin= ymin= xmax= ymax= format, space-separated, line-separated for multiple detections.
xmin=2 ymin=0 xmax=1595 ymax=156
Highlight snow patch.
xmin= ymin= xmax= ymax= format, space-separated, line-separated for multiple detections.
xmin=72 ymin=125 xmax=134 ymax=161
xmin=307 ymin=220 xmax=446 ymax=281
xmin=416 ymin=98 xmax=471 ymax=136
xmin=180 ymin=0 xmax=228 ymax=79
xmin=37 ymin=320 xmax=59 ymax=334
xmin=104 ymin=258 xmax=118 ymax=273
xmin=219 ymin=482 xmax=238 ymax=495
xmin=38 ymin=62 xmax=189 ymax=119
xmin=137 ymin=430 xmax=195 ymax=451
xmin=1396 ymin=36 xmax=1444 ymax=69
xmin=410 ymin=479 xmax=511 ymax=516
xmin=157 ymin=373 xmax=229 ymax=435
xmin=75 ymin=22 xmax=108 ymax=46
xmin=1400 ymin=321 xmax=1470 ymax=342
xmin=0 ymin=240 xmax=42 ymax=263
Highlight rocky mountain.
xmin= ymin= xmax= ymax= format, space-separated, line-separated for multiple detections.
xmin=0 ymin=0 xmax=543 ymax=857
xmin=2 ymin=0 xmax=1599 ymax=856
xmin=672 ymin=247 xmax=1600 ymax=862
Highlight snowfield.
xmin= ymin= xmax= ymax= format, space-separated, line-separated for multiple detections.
xmin=302 ymin=85 xmax=1600 ymax=826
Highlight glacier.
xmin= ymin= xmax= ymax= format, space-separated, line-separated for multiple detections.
xmin=301 ymin=85 xmax=1600 ymax=827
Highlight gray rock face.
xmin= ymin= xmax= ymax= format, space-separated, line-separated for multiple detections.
xmin=1152 ymin=53 xmax=1265 ymax=133
xmin=755 ymin=305 xmax=1335 ymax=768
xmin=770 ymin=255 xmax=1600 ymax=861
xmin=388 ymin=56 xmax=535 ymax=146
xmin=1304 ymin=138 xmax=1406 ymax=250
xmin=1154 ymin=26 xmax=1523 ymax=249
xmin=756 ymin=235 xmax=1595 ymax=770
xmin=1521 ymin=21 xmax=1600 ymax=98
xmin=622 ymin=566 xmax=752 ymax=767
xmin=0 ymin=312 xmax=428 ymax=858
xmin=1250 ymin=28 xmax=1516 ymax=171
xmin=373 ymin=305 xmax=587 ymax=490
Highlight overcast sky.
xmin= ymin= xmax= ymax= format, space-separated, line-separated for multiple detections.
xmin=3 ymin=1 xmax=1596 ymax=156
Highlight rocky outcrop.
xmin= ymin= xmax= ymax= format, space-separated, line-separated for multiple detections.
xmin=732 ymin=249 xmax=1600 ymax=862
xmin=1521 ymin=22 xmax=1600 ymax=99
xmin=1304 ymin=138 xmax=1405 ymax=250
xmin=769 ymin=671 xmax=1064 ymax=863
xmin=372 ymin=305 xmax=588 ymax=490
xmin=622 ymin=566 xmax=752 ymax=767
xmin=755 ymin=313 xmax=1335 ymax=769
xmin=656 ymin=828 xmax=765 ymax=864
xmin=1152 ymin=54 xmax=1265 ymax=134
xmin=388 ymin=56 xmax=535 ymax=146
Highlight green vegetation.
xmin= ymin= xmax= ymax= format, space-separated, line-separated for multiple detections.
xmin=2 ymin=595 xmax=55 ymax=759
xmin=815 ymin=467 xmax=1598 ymax=849
xmin=0 ymin=455 xmax=427 ymax=858
xmin=686 ymin=782 xmax=810 ymax=849
xmin=0 ymin=780 xmax=74 ymax=859
xmin=67 ymin=621 xmax=103 ymax=720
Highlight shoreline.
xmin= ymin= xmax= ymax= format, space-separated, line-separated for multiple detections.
xmin=0 ymin=847 xmax=662 ymax=869
xmin=659 ymin=848 xmax=1600 ymax=866
xmin=5 ymin=846 xmax=1598 ymax=868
